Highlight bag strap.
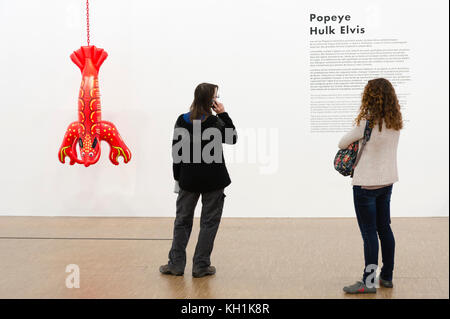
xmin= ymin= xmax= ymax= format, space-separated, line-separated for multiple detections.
xmin=354 ymin=120 xmax=372 ymax=168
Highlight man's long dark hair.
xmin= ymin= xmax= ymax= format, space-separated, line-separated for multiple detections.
xmin=190 ymin=83 xmax=218 ymax=122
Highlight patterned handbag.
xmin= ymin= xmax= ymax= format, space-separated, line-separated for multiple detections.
xmin=334 ymin=120 xmax=372 ymax=177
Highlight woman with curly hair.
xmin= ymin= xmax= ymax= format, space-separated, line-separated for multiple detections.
xmin=339 ymin=78 xmax=403 ymax=294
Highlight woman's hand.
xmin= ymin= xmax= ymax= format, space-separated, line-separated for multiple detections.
xmin=212 ymin=100 xmax=225 ymax=114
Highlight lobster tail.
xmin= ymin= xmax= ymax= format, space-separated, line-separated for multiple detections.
xmin=70 ymin=46 xmax=108 ymax=74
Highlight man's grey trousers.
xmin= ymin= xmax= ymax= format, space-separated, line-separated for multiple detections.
xmin=168 ymin=188 xmax=225 ymax=272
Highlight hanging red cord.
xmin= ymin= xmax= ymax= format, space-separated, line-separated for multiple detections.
xmin=86 ymin=0 xmax=90 ymax=46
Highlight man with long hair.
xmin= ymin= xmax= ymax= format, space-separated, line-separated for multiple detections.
xmin=160 ymin=83 xmax=237 ymax=278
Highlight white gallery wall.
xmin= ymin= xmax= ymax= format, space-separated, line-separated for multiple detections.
xmin=0 ymin=0 xmax=448 ymax=217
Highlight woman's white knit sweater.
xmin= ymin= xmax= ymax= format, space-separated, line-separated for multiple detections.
xmin=338 ymin=119 xmax=400 ymax=186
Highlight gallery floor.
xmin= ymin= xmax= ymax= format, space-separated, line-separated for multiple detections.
xmin=0 ymin=217 xmax=448 ymax=299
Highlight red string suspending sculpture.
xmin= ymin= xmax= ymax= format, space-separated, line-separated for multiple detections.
xmin=58 ymin=1 xmax=131 ymax=167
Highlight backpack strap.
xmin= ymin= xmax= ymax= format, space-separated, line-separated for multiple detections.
xmin=353 ymin=120 xmax=372 ymax=173
xmin=362 ymin=119 xmax=373 ymax=145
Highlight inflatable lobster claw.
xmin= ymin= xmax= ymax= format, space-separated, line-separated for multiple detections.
xmin=58 ymin=46 xmax=132 ymax=167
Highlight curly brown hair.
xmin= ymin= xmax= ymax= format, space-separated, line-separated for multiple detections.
xmin=356 ymin=78 xmax=403 ymax=131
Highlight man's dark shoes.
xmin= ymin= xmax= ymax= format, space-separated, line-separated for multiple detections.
xmin=159 ymin=264 xmax=184 ymax=276
xmin=192 ymin=266 xmax=216 ymax=278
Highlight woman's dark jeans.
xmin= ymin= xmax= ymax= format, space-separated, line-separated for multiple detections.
xmin=353 ymin=185 xmax=395 ymax=283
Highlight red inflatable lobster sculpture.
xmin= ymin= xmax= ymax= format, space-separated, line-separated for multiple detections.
xmin=58 ymin=46 xmax=132 ymax=167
